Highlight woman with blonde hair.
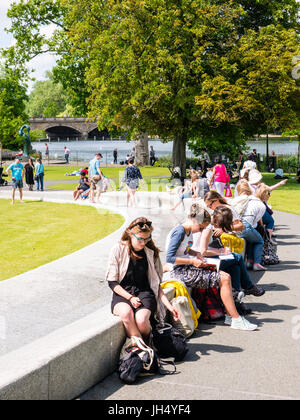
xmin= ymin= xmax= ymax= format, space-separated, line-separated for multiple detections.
xmin=166 ymin=204 xmax=257 ymax=330
xmin=106 ymin=217 xmax=180 ymax=342
xmin=255 ymin=184 xmax=276 ymax=243
xmin=232 ymin=181 xmax=266 ymax=271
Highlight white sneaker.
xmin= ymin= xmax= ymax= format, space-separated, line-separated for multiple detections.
xmin=231 ymin=316 xmax=258 ymax=331
xmin=224 ymin=315 xmax=232 ymax=326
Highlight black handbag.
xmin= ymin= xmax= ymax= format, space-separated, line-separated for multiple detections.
xmin=256 ymin=225 xmax=280 ymax=265
xmin=152 ymin=323 xmax=189 ymax=362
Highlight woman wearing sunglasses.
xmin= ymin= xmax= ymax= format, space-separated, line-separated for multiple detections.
xmin=106 ymin=217 xmax=180 ymax=342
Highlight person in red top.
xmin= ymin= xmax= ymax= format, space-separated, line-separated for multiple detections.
xmin=210 ymin=158 xmax=229 ymax=197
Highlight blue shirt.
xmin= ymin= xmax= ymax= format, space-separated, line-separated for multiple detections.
xmin=8 ymin=163 xmax=24 ymax=181
xmin=89 ymin=158 xmax=101 ymax=177
xmin=35 ymin=163 xmax=44 ymax=176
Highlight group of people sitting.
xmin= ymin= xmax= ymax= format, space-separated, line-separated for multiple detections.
xmin=106 ymin=160 xmax=287 ymax=352
xmin=73 ymin=156 xmax=115 ymax=203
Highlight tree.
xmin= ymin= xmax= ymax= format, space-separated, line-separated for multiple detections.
xmin=26 ymin=71 xmax=69 ymax=117
xmin=0 ymin=65 xmax=28 ymax=150
xmin=4 ymin=0 xmax=300 ymax=171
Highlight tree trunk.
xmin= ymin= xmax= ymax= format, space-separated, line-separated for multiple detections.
xmin=134 ymin=133 xmax=149 ymax=166
xmin=172 ymin=135 xmax=187 ymax=180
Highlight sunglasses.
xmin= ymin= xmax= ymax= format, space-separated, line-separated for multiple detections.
xmin=132 ymin=233 xmax=152 ymax=243
xmin=206 ymin=201 xmax=215 ymax=209
xmin=131 ymin=221 xmax=152 ymax=229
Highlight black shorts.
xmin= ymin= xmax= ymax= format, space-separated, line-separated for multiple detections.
xmin=111 ymin=290 xmax=157 ymax=317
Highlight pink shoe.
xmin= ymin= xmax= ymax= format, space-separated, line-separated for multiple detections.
xmin=253 ymin=263 xmax=267 ymax=272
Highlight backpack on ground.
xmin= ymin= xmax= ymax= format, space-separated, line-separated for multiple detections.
xmin=152 ymin=323 xmax=189 ymax=362
xmin=192 ymin=288 xmax=225 ymax=322
xmin=118 ymin=335 xmax=176 ymax=384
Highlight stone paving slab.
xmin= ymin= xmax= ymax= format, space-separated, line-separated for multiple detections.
xmin=79 ymin=212 xmax=300 ymax=401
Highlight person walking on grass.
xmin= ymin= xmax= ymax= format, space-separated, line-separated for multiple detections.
xmin=6 ymin=157 xmax=25 ymax=204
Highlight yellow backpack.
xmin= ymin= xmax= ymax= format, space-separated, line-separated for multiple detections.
xmin=220 ymin=233 xmax=245 ymax=254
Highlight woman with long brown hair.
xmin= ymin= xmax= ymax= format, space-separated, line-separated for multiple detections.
xmin=106 ymin=217 xmax=179 ymax=342
xmin=165 ymin=204 xmax=258 ymax=331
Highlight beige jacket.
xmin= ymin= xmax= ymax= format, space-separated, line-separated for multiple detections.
xmin=105 ymin=241 xmax=166 ymax=321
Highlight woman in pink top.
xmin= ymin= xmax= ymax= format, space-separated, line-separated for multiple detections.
xmin=210 ymin=158 xmax=228 ymax=197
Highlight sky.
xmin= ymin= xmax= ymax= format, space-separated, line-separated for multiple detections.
xmin=0 ymin=0 xmax=57 ymax=91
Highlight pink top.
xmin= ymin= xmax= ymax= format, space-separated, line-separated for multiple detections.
xmin=214 ymin=164 xmax=228 ymax=183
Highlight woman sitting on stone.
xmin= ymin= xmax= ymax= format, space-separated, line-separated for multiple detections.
xmin=106 ymin=217 xmax=180 ymax=342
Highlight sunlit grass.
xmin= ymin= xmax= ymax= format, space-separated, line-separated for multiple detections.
xmin=0 ymin=199 xmax=124 ymax=281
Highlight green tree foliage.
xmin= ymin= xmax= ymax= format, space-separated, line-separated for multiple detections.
xmin=0 ymin=65 xmax=28 ymax=150
xmin=5 ymin=0 xmax=87 ymax=115
xmin=4 ymin=0 xmax=300 ymax=171
xmin=26 ymin=71 xmax=69 ymax=117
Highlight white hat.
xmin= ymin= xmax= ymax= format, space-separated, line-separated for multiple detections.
xmin=248 ymin=169 xmax=262 ymax=185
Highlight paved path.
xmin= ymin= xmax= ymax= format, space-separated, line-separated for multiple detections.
xmin=1 ymin=189 xmax=300 ymax=400
xmin=79 ymin=212 xmax=300 ymax=401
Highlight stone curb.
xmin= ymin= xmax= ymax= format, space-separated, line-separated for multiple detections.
xmin=0 ymin=287 xmax=175 ymax=400
xmin=0 ymin=190 xmax=176 ymax=400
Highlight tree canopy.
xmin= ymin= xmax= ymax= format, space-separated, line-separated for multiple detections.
xmin=3 ymin=0 xmax=300 ymax=170
xmin=26 ymin=71 xmax=69 ymax=117
xmin=0 ymin=65 xmax=28 ymax=150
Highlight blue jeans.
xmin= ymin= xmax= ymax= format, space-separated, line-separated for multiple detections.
xmin=220 ymin=252 xmax=253 ymax=292
xmin=36 ymin=174 xmax=44 ymax=191
xmin=239 ymin=221 xmax=264 ymax=264
xmin=263 ymin=210 xmax=274 ymax=230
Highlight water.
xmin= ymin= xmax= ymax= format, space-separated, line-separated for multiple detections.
xmin=32 ymin=138 xmax=299 ymax=163
xmin=31 ymin=140 xmax=193 ymax=163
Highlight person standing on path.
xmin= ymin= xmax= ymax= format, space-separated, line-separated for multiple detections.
xmin=6 ymin=157 xmax=25 ymax=204
xmin=24 ymin=158 xmax=35 ymax=191
xmin=64 ymin=146 xmax=70 ymax=164
xmin=89 ymin=153 xmax=104 ymax=203
xmin=122 ymin=158 xmax=144 ymax=207
xmin=210 ymin=158 xmax=229 ymax=197
xmin=35 ymin=158 xmax=45 ymax=191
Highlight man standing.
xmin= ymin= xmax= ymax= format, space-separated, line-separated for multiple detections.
xmin=113 ymin=148 xmax=118 ymax=164
xmin=6 ymin=158 xmax=25 ymax=204
xmin=149 ymin=146 xmax=156 ymax=166
xmin=89 ymin=153 xmax=104 ymax=203
xmin=64 ymin=146 xmax=70 ymax=164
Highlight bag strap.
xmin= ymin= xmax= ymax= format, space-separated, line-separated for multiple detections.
xmin=158 ymin=358 xmax=177 ymax=376
xmin=155 ymin=322 xmax=173 ymax=335
xmin=131 ymin=336 xmax=154 ymax=371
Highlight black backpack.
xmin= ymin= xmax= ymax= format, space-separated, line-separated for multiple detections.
xmin=152 ymin=323 xmax=189 ymax=362
xmin=118 ymin=336 xmax=175 ymax=384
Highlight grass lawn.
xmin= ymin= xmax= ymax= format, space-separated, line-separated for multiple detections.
xmin=48 ymin=177 xmax=170 ymax=192
xmin=261 ymin=173 xmax=300 ymax=216
xmin=0 ymin=199 xmax=124 ymax=281
xmin=26 ymin=165 xmax=170 ymax=181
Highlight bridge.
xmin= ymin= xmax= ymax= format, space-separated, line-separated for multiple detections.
xmin=29 ymin=117 xmax=110 ymax=141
